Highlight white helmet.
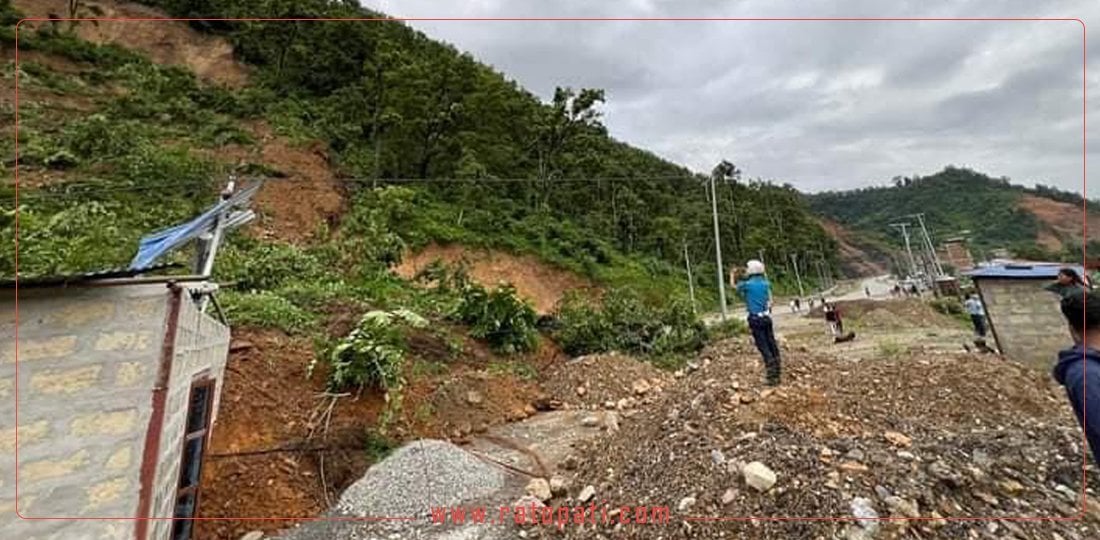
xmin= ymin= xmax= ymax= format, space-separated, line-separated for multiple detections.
xmin=746 ymin=259 xmax=765 ymax=275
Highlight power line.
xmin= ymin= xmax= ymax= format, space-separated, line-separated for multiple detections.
xmin=0 ymin=174 xmax=709 ymax=202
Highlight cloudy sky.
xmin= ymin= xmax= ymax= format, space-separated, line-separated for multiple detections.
xmin=368 ymin=0 xmax=1098 ymax=196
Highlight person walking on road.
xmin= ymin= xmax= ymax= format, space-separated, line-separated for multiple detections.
xmin=732 ymin=260 xmax=782 ymax=386
xmin=1054 ymin=292 xmax=1100 ymax=467
xmin=964 ymin=294 xmax=987 ymax=338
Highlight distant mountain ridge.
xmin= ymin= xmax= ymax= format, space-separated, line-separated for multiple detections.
xmin=806 ymin=166 xmax=1096 ymax=265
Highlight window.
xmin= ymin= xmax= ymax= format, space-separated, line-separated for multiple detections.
xmin=171 ymin=377 xmax=215 ymax=540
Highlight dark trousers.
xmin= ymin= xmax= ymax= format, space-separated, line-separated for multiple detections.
xmin=748 ymin=314 xmax=781 ymax=382
xmin=971 ymin=314 xmax=987 ymax=337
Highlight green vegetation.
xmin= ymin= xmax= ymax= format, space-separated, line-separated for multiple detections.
xmin=554 ymin=288 xmax=707 ymax=357
xmin=808 ymin=166 xmax=1094 ymax=262
xmin=317 ymin=308 xmax=428 ymax=393
xmin=453 ymin=282 xmax=539 ymax=354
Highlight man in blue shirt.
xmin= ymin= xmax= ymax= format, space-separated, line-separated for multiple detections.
xmin=732 ymin=259 xmax=781 ymax=386
xmin=1055 ymin=292 xmax=1100 ymax=467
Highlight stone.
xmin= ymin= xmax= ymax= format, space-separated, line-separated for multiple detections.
xmin=632 ymin=379 xmax=652 ymax=395
xmin=839 ymin=461 xmax=869 ymax=473
xmin=526 ymin=478 xmax=552 ymax=502
xmin=896 ymin=451 xmax=916 ymax=461
xmin=711 ymin=449 xmax=727 ymax=466
xmin=742 ymin=462 xmax=778 ymax=492
xmin=577 ymin=485 xmax=596 ymax=503
xmin=740 ymin=394 xmax=755 ymax=404
xmin=678 ymin=496 xmax=697 ymax=512
xmin=549 ymin=475 xmax=569 ymax=495
xmin=884 ymin=431 xmax=912 ymax=447
xmin=930 ymin=511 xmax=947 ymax=528
xmin=616 ymin=397 xmax=634 ymax=410
xmin=850 ymin=497 xmax=879 ymax=532
xmin=874 ymin=485 xmax=892 ymax=500
xmin=845 ymin=449 xmax=865 ymax=461
xmin=884 ymin=496 xmax=920 ymax=518
xmin=603 ymin=400 xmax=616 ymax=409
xmin=721 ymin=488 xmax=737 ymax=505
xmin=581 ymin=415 xmax=600 ymax=428
xmin=240 ymin=532 xmax=264 ymax=540
xmin=971 ymin=449 xmax=992 ymax=467
xmin=576 ymin=386 xmax=587 ymax=397
xmin=465 ymin=390 xmax=483 ymax=405
xmin=999 ymin=480 xmax=1025 ymax=494
xmin=603 ymin=412 xmax=620 ymax=432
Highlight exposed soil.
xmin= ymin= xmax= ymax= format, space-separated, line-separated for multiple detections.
xmin=542 ymin=353 xmax=674 ymax=409
xmin=198 ymin=321 xmax=568 ymax=539
xmin=199 ymin=122 xmax=347 ymax=244
xmin=1018 ymin=194 xmax=1100 ymax=251
xmin=393 ymin=243 xmax=597 ymax=314
xmin=807 ymin=298 xmax=956 ymax=328
xmin=13 ymin=0 xmax=250 ymax=87
xmin=819 ymin=219 xmax=890 ymax=278
xmin=195 ymin=328 xmax=384 ymax=540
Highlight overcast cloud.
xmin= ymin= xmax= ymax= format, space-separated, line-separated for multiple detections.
xmin=367 ymin=0 xmax=1098 ymax=196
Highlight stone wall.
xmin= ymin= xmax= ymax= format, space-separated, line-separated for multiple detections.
xmin=977 ymin=278 xmax=1072 ymax=369
xmin=0 ymin=284 xmax=169 ymax=540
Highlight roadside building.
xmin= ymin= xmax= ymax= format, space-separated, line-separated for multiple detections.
xmin=966 ymin=263 xmax=1084 ymax=369
xmin=1 ymin=269 xmax=231 ymax=540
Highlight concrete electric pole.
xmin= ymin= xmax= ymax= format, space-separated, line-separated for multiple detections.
xmin=890 ymin=222 xmax=918 ymax=279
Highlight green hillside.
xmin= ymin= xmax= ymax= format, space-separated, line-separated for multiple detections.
xmin=807 ymin=166 xmax=1097 ymax=263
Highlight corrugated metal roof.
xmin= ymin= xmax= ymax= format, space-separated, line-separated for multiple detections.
xmin=965 ymin=263 xmax=1083 ymax=279
xmin=0 ymin=263 xmax=183 ymax=289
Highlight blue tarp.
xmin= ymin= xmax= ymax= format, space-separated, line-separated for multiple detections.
xmin=128 ymin=183 xmax=261 ymax=270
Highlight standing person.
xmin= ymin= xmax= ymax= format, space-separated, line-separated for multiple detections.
xmin=732 ymin=260 xmax=782 ymax=386
xmin=1047 ymin=267 xmax=1088 ymax=300
xmin=794 ymin=297 xmax=802 ymax=312
xmin=1054 ymin=292 xmax=1100 ymax=467
xmin=789 ymin=299 xmax=797 ymax=313
xmin=964 ymin=294 xmax=987 ymax=337
xmin=864 ymin=286 xmax=871 ymax=298
xmin=823 ymin=302 xmax=839 ymax=337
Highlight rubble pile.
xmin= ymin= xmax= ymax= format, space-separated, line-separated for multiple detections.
xmin=536 ymin=338 xmax=1100 ymax=539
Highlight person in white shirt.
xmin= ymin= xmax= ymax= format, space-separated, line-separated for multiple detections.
xmin=964 ymin=294 xmax=986 ymax=337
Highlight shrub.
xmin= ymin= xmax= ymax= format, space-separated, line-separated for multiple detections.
xmin=453 ymin=282 xmax=539 ymax=354
xmin=220 ymin=291 xmax=316 ymax=334
xmin=554 ymin=288 xmax=708 ymax=358
xmin=319 ymin=308 xmax=428 ymax=392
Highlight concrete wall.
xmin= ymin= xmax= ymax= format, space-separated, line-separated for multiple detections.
xmin=977 ymin=278 xmax=1072 ymax=369
xmin=148 ymin=287 xmax=230 ymax=540
xmin=1 ymin=284 xmax=169 ymax=540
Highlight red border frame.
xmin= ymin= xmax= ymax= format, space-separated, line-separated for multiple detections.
xmin=8 ymin=13 xmax=1086 ymax=532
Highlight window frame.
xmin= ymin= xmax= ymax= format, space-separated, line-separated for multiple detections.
xmin=170 ymin=374 xmax=217 ymax=540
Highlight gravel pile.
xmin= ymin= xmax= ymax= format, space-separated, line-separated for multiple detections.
xmin=531 ymin=338 xmax=1100 ymax=539
xmin=336 ymin=439 xmax=509 ymax=519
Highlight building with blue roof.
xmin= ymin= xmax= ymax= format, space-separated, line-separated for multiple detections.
xmin=965 ymin=263 xmax=1082 ymax=369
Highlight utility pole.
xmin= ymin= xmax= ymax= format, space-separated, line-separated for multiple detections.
xmin=910 ymin=213 xmax=944 ymax=278
xmin=683 ymin=240 xmax=697 ymax=315
xmin=890 ymin=222 xmax=917 ymax=279
xmin=710 ymin=166 xmax=728 ymax=322
xmin=790 ymin=252 xmax=805 ymax=297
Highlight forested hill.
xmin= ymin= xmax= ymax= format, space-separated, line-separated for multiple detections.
xmin=806 ymin=166 xmax=1098 ymax=263
xmin=135 ymin=0 xmax=840 ymax=287
xmin=3 ymin=0 xmax=842 ymax=302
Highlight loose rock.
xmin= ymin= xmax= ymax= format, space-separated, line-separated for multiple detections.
xmin=742 ymin=461 xmax=778 ymax=492
xmin=525 ymin=478 xmax=552 ymax=502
